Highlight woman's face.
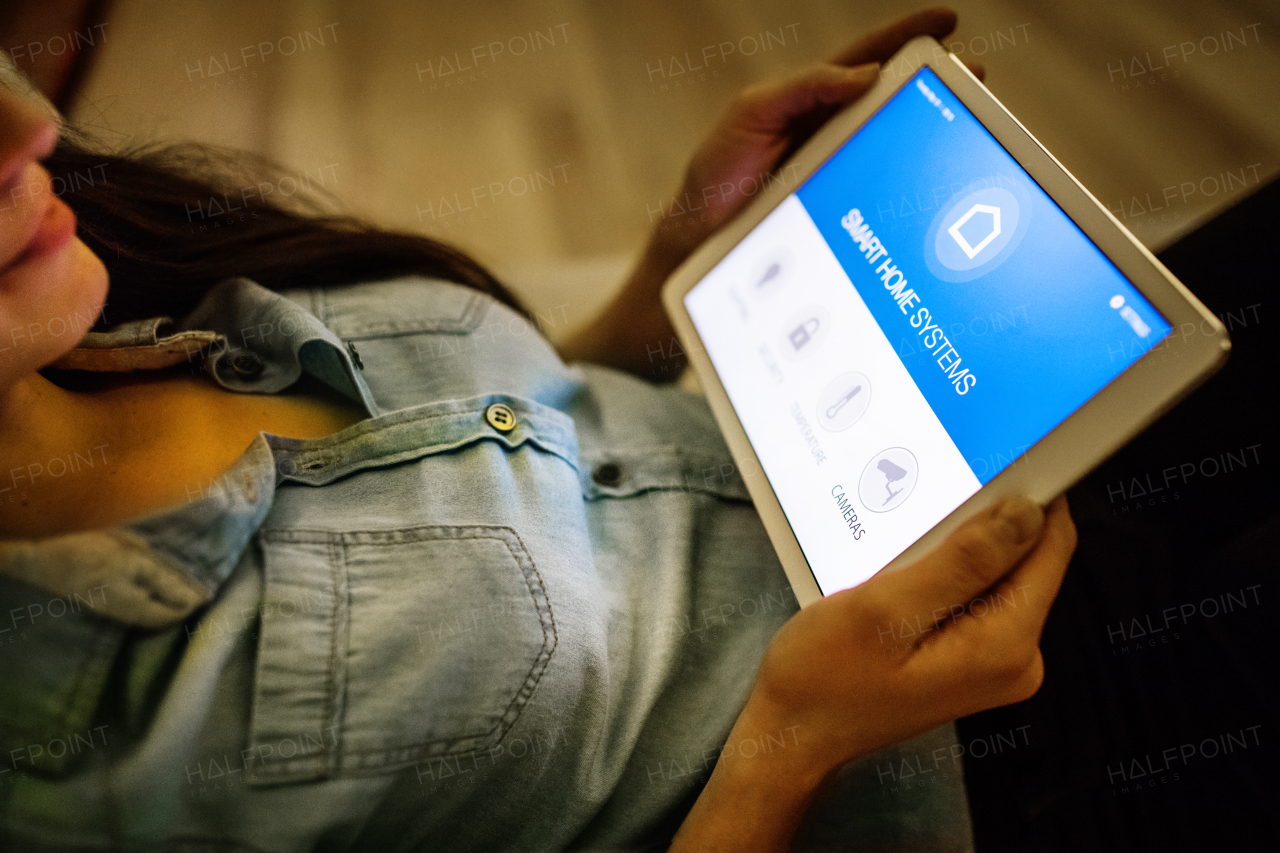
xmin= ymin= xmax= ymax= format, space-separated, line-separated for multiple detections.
xmin=0 ymin=84 xmax=107 ymax=390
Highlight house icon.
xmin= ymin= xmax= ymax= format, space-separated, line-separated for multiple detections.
xmin=947 ymin=203 xmax=1002 ymax=260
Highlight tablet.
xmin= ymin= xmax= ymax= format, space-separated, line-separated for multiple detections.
xmin=661 ymin=35 xmax=1230 ymax=606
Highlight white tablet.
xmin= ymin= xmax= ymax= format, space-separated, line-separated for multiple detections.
xmin=661 ymin=36 xmax=1230 ymax=606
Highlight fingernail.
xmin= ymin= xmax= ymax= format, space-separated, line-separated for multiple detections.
xmin=996 ymin=496 xmax=1044 ymax=544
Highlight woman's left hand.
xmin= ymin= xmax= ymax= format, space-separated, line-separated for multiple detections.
xmin=663 ymin=6 xmax=982 ymax=258
xmin=560 ymin=7 xmax=984 ymax=378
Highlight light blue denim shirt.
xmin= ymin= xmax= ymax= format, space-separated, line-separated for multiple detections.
xmin=0 ymin=276 xmax=971 ymax=852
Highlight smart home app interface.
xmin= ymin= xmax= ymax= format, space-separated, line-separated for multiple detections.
xmin=685 ymin=67 xmax=1171 ymax=595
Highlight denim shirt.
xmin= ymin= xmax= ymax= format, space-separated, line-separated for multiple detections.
xmin=0 ymin=276 xmax=805 ymax=852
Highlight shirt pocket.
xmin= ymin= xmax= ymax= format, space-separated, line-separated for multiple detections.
xmin=243 ymin=394 xmax=577 ymax=786
xmin=247 ymin=525 xmax=555 ymax=785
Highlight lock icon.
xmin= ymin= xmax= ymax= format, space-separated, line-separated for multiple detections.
xmin=779 ymin=305 xmax=831 ymax=361
xmin=788 ymin=318 xmax=821 ymax=352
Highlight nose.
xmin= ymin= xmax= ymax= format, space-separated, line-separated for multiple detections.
xmin=0 ymin=84 xmax=59 ymax=193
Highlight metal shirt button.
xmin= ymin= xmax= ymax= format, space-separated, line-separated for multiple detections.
xmin=220 ymin=351 xmax=265 ymax=379
xmin=592 ymin=462 xmax=622 ymax=486
xmin=485 ymin=403 xmax=517 ymax=432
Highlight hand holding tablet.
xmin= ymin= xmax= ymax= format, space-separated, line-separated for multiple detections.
xmin=672 ymin=492 xmax=1078 ymax=853
xmin=669 ymin=14 xmax=1230 ymax=850
xmin=663 ymin=32 xmax=1228 ymax=605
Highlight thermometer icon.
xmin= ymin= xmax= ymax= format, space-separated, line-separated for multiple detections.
xmin=816 ymin=372 xmax=871 ymax=432
xmin=825 ymin=384 xmax=862 ymax=419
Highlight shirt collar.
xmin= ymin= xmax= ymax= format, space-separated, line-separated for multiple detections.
xmin=0 ymin=432 xmax=278 ymax=630
xmin=51 ymin=277 xmax=380 ymax=417
xmin=4 ymin=278 xmax=382 ymax=628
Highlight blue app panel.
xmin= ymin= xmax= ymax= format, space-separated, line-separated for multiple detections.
xmin=796 ymin=67 xmax=1171 ymax=483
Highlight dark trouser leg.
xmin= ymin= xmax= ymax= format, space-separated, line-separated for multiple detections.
xmin=959 ymin=178 xmax=1280 ymax=852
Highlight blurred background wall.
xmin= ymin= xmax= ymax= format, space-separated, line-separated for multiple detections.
xmin=3 ymin=0 xmax=1278 ymax=338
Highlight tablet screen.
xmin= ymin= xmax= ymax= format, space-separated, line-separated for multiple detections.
xmin=684 ymin=66 xmax=1172 ymax=595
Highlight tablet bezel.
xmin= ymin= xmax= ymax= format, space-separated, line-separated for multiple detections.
xmin=661 ymin=35 xmax=1230 ymax=607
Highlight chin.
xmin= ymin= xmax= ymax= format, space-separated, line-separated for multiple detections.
xmin=72 ymin=238 xmax=110 ymax=323
xmin=45 ymin=238 xmax=111 ymax=359
xmin=1 ymin=236 xmax=110 ymax=379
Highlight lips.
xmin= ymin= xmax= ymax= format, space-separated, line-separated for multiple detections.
xmin=3 ymin=191 xmax=77 ymax=276
xmin=21 ymin=194 xmax=77 ymax=260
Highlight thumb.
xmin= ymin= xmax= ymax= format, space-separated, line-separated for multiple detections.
xmin=868 ymin=496 xmax=1046 ymax=626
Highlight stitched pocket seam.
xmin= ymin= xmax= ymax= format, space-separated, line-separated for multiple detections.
xmin=248 ymin=524 xmax=556 ymax=783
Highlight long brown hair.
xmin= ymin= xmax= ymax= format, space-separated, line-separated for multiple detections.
xmin=44 ymin=136 xmax=528 ymax=329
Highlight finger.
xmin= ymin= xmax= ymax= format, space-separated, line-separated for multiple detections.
xmin=865 ymin=496 xmax=1047 ymax=626
xmin=829 ymin=6 xmax=958 ymax=67
xmin=975 ymin=495 xmax=1075 ymax=640
xmin=738 ymin=62 xmax=879 ymax=131
xmin=924 ymin=496 xmax=1074 ymax=655
xmin=913 ymin=496 xmax=1073 ymax=698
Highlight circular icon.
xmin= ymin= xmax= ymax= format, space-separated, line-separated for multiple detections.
xmin=778 ymin=305 xmax=831 ymax=360
xmin=924 ymin=181 xmax=1032 ymax=283
xmin=816 ymin=372 xmax=872 ymax=431
xmin=750 ymin=249 xmax=791 ymax=299
xmin=858 ymin=447 xmax=919 ymax=513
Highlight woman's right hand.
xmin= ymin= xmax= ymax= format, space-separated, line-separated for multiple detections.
xmin=671 ymin=494 xmax=1077 ymax=852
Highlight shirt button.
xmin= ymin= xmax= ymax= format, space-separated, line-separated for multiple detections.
xmin=347 ymin=341 xmax=364 ymax=370
xmin=221 ymin=351 xmax=265 ymax=379
xmin=485 ymin=403 xmax=517 ymax=432
xmin=592 ymin=462 xmax=623 ymax=486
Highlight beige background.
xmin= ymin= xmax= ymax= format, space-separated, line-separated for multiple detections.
xmin=63 ymin=0 xmax=1280 ymax=338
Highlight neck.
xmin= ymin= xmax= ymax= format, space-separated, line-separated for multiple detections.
xmin=1 ymin=370 xmax=111 ymax=452
xmin=0 ymin=372 xmax=117 ymax=534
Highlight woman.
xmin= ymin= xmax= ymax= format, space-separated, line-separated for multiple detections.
xmin=0 ymin=8 xmax=1075 ymax=852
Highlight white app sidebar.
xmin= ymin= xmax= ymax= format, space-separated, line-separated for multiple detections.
xmin=686 ymin=195 xmax=982 ymax=594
